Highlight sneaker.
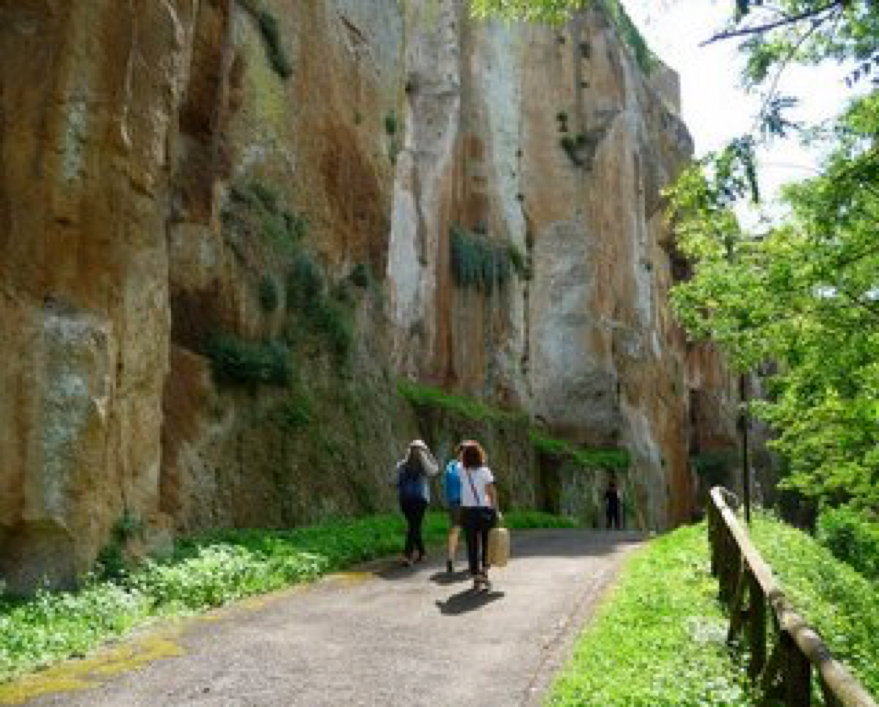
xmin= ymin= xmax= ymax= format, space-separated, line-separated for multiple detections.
xmin=446 ymin=560 xmax=454 ymax=574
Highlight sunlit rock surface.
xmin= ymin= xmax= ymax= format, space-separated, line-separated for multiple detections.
xmin=0 ymin=0 xmax=735 ymax=591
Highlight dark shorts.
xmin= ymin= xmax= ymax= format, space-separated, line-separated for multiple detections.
xmin=447 ymin=504 xmax=463 ymax=527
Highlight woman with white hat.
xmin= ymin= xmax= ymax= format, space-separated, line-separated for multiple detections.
xmin=394 ymin=439 xmax=438 ymax=566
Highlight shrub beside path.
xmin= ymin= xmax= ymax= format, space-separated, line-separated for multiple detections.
xmin=16 ymin=529 xmax=643 ymax=706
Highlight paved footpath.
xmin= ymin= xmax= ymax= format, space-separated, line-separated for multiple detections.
xmin=18 ymin=529 xmax=643 ymax=707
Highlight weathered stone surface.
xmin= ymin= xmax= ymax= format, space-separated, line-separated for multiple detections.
xmin=0 ymin=0 xmax=194 ymax=590
xmin=383 ymin=8 xmax=714 ymax=528
xmin=1 ymin=0 xmax=736 ymax=590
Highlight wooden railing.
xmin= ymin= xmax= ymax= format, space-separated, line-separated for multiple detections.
xmin=707 ymin=487 xmax=877 ymax=707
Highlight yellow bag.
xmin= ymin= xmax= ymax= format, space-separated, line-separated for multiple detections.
xmin=487 ymin=526 xmax=510 ymax=567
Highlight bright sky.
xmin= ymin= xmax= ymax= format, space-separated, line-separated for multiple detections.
xmin=623 ymin=0 xmax=853 ymax=202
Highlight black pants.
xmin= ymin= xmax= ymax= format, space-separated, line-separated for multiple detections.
xmin=463 ymin=507 xmax=496 ymax=576
xmin=400 ymin=497 xmax=428 ymax=559
xmin=606 ymin=505 xmax=621 ymax=529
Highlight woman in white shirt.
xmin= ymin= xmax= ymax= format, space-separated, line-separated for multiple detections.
xmin=459 ymin=440 xmax=499 ymax=590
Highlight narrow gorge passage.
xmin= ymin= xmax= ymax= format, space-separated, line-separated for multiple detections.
xmin=17 ymin=530 xmax=642 ymax=707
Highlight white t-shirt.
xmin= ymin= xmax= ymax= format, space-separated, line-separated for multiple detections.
xmin=459 ymin=466 xmax=495 ymax=508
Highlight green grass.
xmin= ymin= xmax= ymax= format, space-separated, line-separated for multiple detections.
xmin=449 ymin=224 xmax=513 ymax=292
xmin=531 ymin=429 xmax=630 ymax=470
xmin=750 ymin=511 xmax=879 ymax=695
xmin=398 ymin=382 xmax=630 ymax=471
xmin=204 ymin=334 xmax=290 ymax=386
xmin=236 ymin=0 xmax=292 ymax=79
xmin=815 ymin=505 xmax=879 ymax=580
xmin=548 ymin=523 xmax=753 ymax=706
xmin=397 ymin=379 xmax=528 ymax=424
xmin=0 ymin=511 xmax=572 ymax=684
xmin=549 ymin=513 xmax=879 ymax=706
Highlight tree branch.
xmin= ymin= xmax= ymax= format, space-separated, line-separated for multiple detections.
xmin=700 ymin=1 xmax=845 ymax=46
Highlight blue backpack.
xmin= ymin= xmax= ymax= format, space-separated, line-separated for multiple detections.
xmin=397 ymin=464 xmax=424 ymax=502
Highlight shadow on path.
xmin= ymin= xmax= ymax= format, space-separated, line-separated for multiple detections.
xmin=428 ymin=570 xmax=471 ymax=586
xmin=435 ymin=588 xmax=505 ymax=615
xmin=509 ymin=530 xmax=645 ymax=560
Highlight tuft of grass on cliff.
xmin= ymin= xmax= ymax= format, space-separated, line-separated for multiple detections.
xmin=398 ymin=381 xmax=630 ymax=472
xmin=0 ymin=511 xmax=575 ymax=685
xmin=530 ymin=429 xmax=630 ymax=471
xmin=397 ymin=379 xmax=528 ymax=423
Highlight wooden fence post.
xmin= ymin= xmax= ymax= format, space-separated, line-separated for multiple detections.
xmin=748 ymin=570 xmax=766 ymax=679
xmin=782 ymin=626 xmax=812 ymax=706
xmin=708 ymin=487 xmax=878 ymax=707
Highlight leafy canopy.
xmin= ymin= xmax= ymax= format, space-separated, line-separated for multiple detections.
xmin=667 ymin=1 xmax=879 ymax=509
xmin=473 ymin=0 xmax=879 ymax=509
xmin=470 ymin=0 xmax=657 ymax=71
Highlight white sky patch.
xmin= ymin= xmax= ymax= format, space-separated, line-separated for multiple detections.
xmin=622 ymin=0 xmax=856 ymax=205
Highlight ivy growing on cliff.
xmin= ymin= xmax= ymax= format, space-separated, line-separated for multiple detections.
xmin=220 ymin=177 xmax=356 ymax=368
xmin=398 ymin=381 xmax=630 ymax=471
xmin=226 ymin=180 xmax=308 ymax=249
xmin=398 ymin=379 xmax=529 ymax=423
xmin=449 ymin=224 xmax=515 ymax=293
xmin=531 ymin=430 xmax=630 ymax=471
xmin=236 ymin=0 xmax=293 ymax=80
xmin=205 ymin=334 xmax=291 ymax=387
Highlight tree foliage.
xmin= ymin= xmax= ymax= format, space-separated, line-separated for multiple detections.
xmin=668 ymin=1 xmax=879 ymax=509
xmin=470 ymin=0 xmax=657 ymax=71
xmin=472 ymin=0 xmax=879 ymax=509
xmin=470 ymin=0 xmax=585 ymax=23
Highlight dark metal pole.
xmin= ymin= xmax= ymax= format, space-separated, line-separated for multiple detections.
xmin=739 ymin=372 xmax=751 ymax=524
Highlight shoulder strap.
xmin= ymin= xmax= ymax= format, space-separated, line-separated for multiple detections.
xmin=464 ymin=468 xmax=483 ymax=507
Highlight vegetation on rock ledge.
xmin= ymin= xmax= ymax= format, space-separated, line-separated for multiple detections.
xmin=236 ymin=0 xmax=293 ymax=80
xmin=399 ymin=380 xmax=630 ymax=471
xmin=470 ymin=0 xmax=657 ymax=73
xmin=531 ymin=429 xmax=630 ymax=471
xmin=450 ymin=224 xmax=527 ymax=292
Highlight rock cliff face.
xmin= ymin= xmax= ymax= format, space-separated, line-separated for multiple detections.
xmin=0 ymin=0 xmax=737 ymax=592
xmin=384 ymin=4 xmax=736 ymax=528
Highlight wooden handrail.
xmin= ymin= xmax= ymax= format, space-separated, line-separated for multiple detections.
xmin=708 ymin=486 xmax=877 ymax=707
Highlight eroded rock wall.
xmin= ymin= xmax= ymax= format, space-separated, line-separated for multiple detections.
xmin=0 ymin=0 xmax=195 ymax=591
xmin=0 ymin=0 xmax=735 ymax=591
xmin=385 ymin=6 xmax=735 ymax=528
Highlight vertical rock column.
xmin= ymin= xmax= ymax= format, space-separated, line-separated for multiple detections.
xmin=0 ymin=0 xmax=195 ymax=592
xmin=386 ymin=0 xmax=463 ymax=378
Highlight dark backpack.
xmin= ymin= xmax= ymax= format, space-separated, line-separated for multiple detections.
xmin=397 ymin=464 xmax=424 ymax=501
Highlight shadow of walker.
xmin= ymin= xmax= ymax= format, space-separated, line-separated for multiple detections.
xmin=428 ymin=570 xmax=471 ymax=586
xmin=436 ymin=587 xmax=505 ymax=615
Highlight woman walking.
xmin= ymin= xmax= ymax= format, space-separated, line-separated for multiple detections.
xmin=443 ymin=442 xmax=465 ymax=573
xmin=395 ymin=440 xmax=438 ymax=566
xmin=459 ymin=440 xmax=499 ymax=590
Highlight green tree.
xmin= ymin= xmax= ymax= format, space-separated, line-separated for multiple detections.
xmin=667 ymin=1 xmax=879 ymax=509
xmin=473 ymin=0 xmax=879 ymax=509
xmin=470 ymin=0 xmax=657 ymax=70
xmin=470 ymin=0 xmax=583 ymax=22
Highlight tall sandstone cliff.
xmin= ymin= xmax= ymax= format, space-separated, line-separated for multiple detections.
xmin=0 ymin=0 xmax=737 ymax=592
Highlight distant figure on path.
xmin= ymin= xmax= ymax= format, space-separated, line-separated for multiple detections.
xmin=395 ymin=440 xmax=438 ymax=566
xmin=460 ymin=440 xmax=500 ymax=590
xmin=605 ymin=479 xmax=621 ymax=530
xmin=443 ymin=442 xmax=465 ymax=573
